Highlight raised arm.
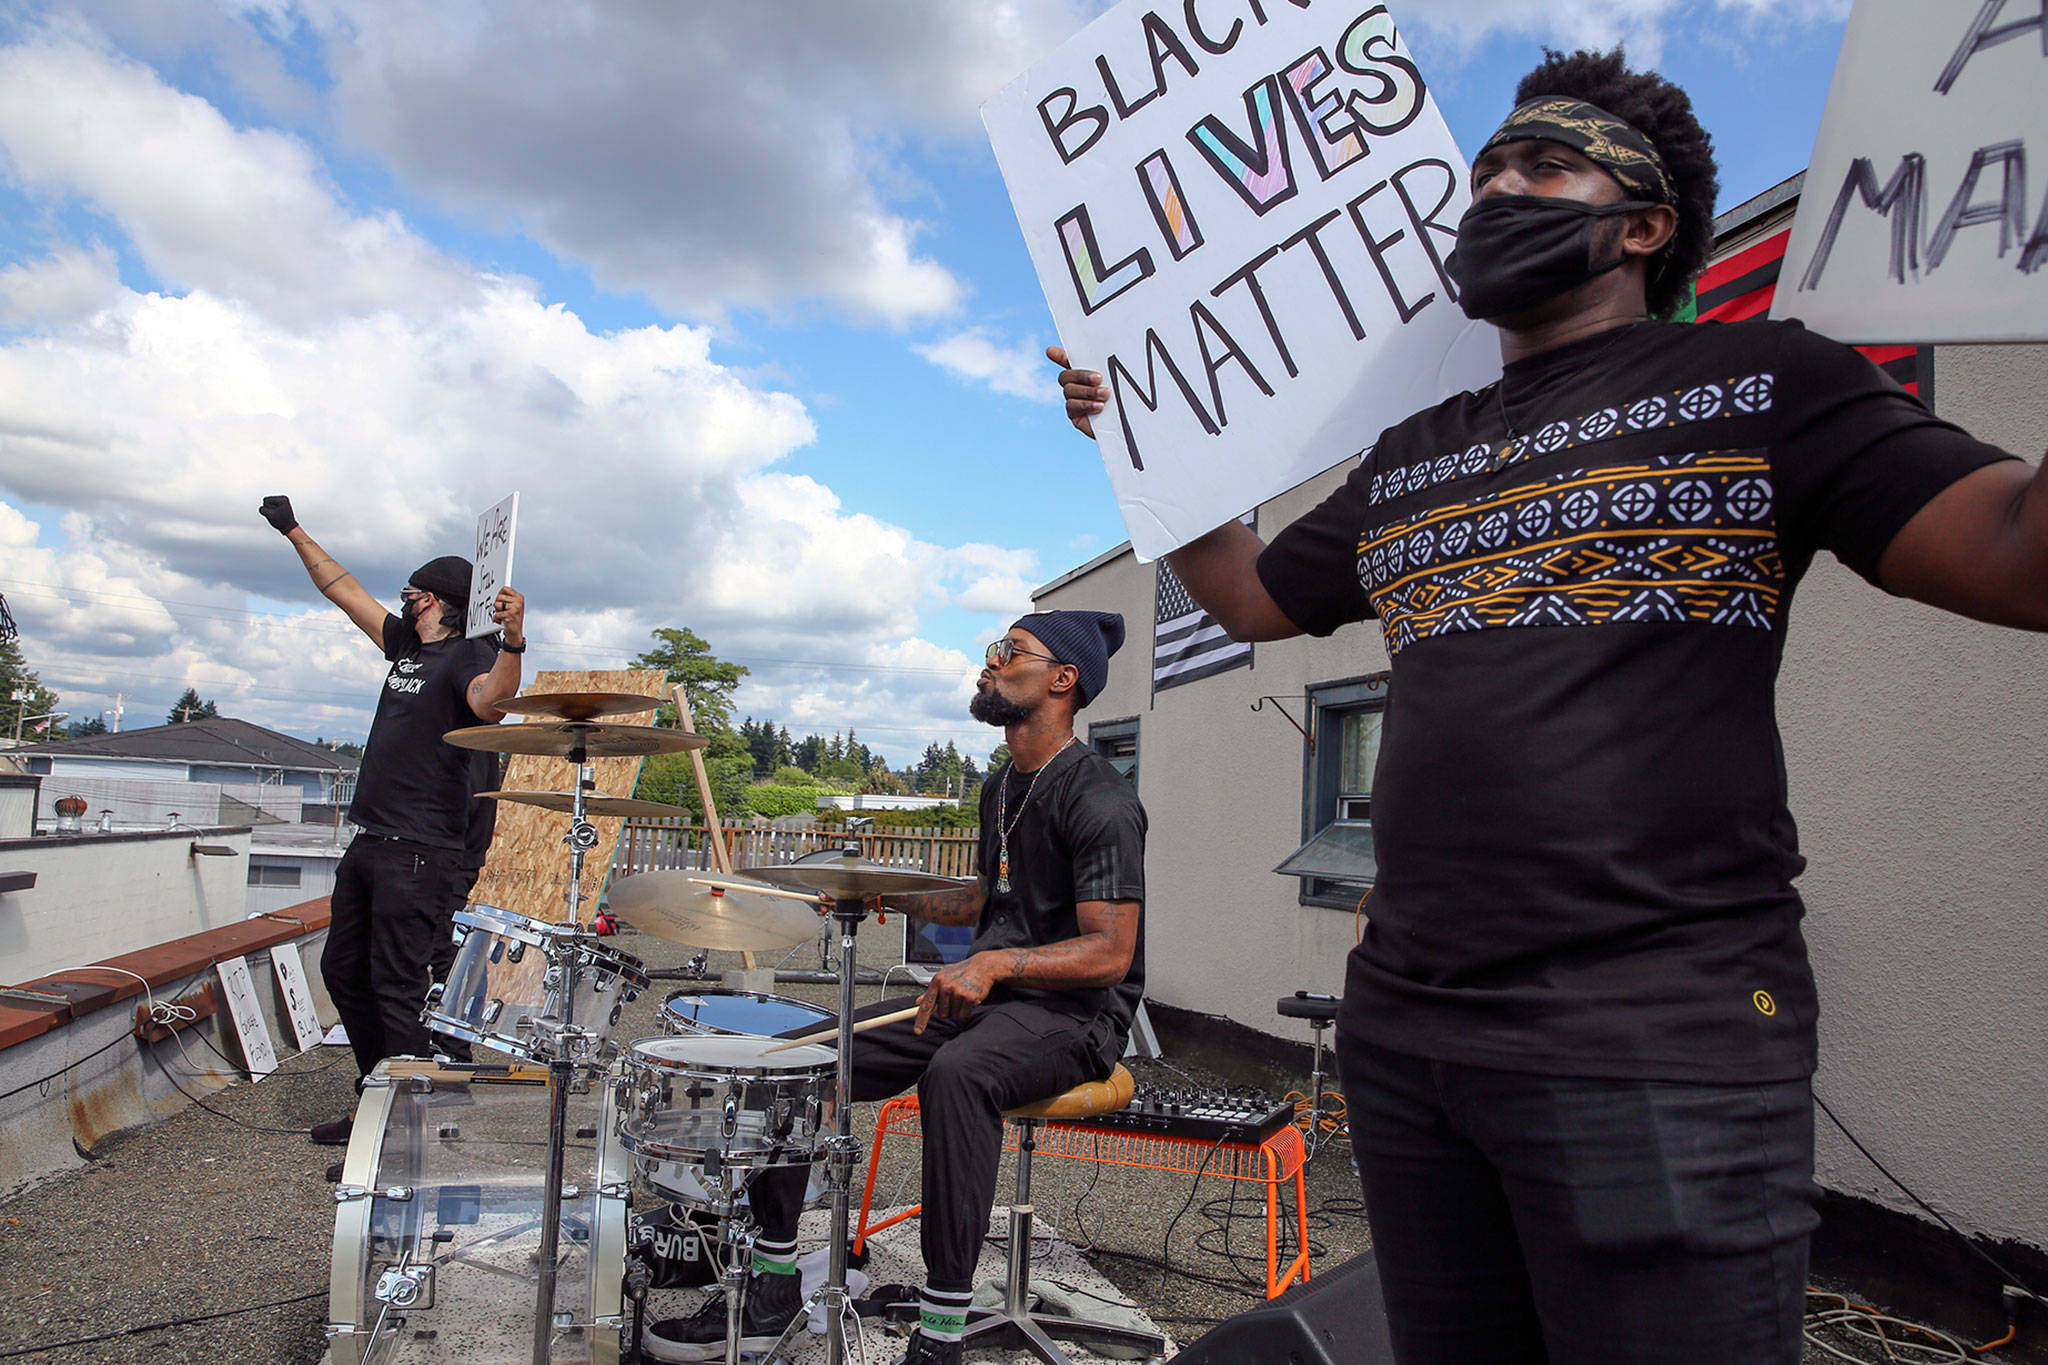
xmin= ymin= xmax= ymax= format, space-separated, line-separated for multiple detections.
xmin=1877 ymin=455 xmax=2048 ymax=631
xmin=464 ymin=587 xmax=526 ymax=722
xmin=261 ymin=496 xmax=386 ymax=646
xmin=915 ymin=897 xmax=1140 ymax=1032
xmin=1050 ymin=346 xmax=1303 ymax=642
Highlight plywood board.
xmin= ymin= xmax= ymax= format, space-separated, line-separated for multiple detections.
xmin=468 ymin=668 xmax=667 ymax=926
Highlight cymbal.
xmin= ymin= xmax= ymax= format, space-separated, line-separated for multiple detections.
xmin=444 ymin=721 xmax=707 ymax=758
xmin=497 ymin=690 xmax=662 ymax=721
xmin=476 ymin=789 xmax=692 ymax=818
xmin=737 ymin=851 xmax=968 ymax=901
xmin=607 ymin=871 xmax=823 ymax=951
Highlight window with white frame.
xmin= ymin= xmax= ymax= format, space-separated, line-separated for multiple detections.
xmin=1275 ymin=673 xmax=1388 ymax=908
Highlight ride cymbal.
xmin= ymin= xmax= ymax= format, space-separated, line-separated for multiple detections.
xmin=444 ymin=721 xmax=707 ymax=758
xmin=476 ymin=789 xmax=692 ymax=819
xmin=496 ymin=690 xmax=663 ymax=721
xmin=737 ymin=851 xmax=968 ymax=901
xmin=607 ymin=871 xmax=823 ymax=951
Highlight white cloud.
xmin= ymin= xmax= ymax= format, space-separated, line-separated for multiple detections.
xmin=0 ymin=22 xmax=1045 ymax=755
xmin=914 ymin=327 xmax=1050 ymax=401
xmin=0 ymin=26 xmax=474 ymax=325
xmin=0 ymin=244 xmax=123 ymax=326
xmin=300 ymin=2 xmax=1098 ymax=324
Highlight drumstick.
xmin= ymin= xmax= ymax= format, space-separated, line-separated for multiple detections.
xmin=686 ymin=876 xmax=827 ymax=906
xmin=763 ymin=1005 xmax=920 ymax=1053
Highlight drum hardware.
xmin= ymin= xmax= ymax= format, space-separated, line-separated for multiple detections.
xmin=733 ymin=849 xmax=967 ymax=1365
xmin=444 ymin=719 xmax=709 ymax=759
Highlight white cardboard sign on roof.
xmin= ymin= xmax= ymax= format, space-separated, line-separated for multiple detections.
xmin=269 ymin=941 xmax=326 ymax=1052
xmin=1773 ymin=0 xmax=2048 ymax=343
xmin=215 ymin=955 xmax=278 ymax=1079
xmin=983 ymin=0 xmax=1497 ymax=559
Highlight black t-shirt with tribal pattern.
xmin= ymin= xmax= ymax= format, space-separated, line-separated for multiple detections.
xmin=1258 ymin=318 xmax=2014 ymax=1083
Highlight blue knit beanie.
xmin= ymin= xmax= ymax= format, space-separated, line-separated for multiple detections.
xmin=1010 ymin=611 xmax=1125 ymax=708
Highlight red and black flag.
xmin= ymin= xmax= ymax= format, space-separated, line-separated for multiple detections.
xmin=1691 ymin=227 xmax=1933 ymax=404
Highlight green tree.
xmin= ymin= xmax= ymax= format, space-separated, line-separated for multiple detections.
xmin=987 ymin=743 xmax=1012 ymax=775
xmin=793 ymin=734 xmax=825 ymax=773
xmin=67 ymin=715 xmax=108 ymax=738
xmin=0 ymin=636 xmax=60 ymax=741
xmin=166 ymin=688 xmax=219 ymax=724
xmin=630 ymin=627 xmax=748 ymax=733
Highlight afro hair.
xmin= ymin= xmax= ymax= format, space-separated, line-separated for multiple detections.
xmin=1513 ymin=49 xmax=1719 ymax=320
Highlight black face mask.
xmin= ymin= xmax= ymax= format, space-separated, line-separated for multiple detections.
xmin=1446 ymin=195 xmax=1657 ymax=321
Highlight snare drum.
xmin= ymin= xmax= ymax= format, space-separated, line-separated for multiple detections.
xmin=327 ymin=1059 xmax=630 ymax=1364
xmin=615 ymin=1035 xmax=837 ymax=1215
xmin=659 ymin=988 xmax=833 ymax=1039
xmin=424 ymin=905 xmax=648 ymax=1062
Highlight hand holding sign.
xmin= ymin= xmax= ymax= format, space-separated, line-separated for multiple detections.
xmin=468 ymin=492 xmax=520 ymax=639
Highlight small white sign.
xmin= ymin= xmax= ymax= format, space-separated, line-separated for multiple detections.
xmin=215 ymin=956 xmax=278 ymax=1079
xmin=982 ymin=0 xmax=1497 ymax=557
xmin=1774 ymin=0 xmax=2048 ymax=342
xmin=467 ymin=492 xmax=519 ymax=639
xmin=269 ymin=943 xmax=326 ymax=1051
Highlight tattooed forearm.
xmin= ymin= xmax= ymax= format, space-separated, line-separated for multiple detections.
xmin=886 ymin=882 xmax=986 ymax=927
xmin=996 ymin=913 xmax=1138 ymax=990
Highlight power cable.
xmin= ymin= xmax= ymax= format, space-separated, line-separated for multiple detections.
xmin=0 ymin=1286 xmax=327 ymax=1359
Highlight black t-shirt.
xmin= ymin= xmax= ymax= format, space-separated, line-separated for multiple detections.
xmin=970 ymin=742 xmax=1148 ymax=1034
xmin=460 ymin=749 xmax=500 ymax=872
xmin=1257 ymin=318 xmax=2015 ymax=1083
xmin=347 ymin=615 xmax=501 ymax=852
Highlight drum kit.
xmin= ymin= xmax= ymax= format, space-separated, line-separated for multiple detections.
xmin=327 ymin=690 xmax=966 ymax=1365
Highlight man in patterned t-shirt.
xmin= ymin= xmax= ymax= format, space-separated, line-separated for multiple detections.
xmin=1053 ymin=49 xmax=2044 ymax=1365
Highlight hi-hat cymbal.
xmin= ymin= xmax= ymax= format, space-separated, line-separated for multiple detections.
xmin=607 ymin=871 xmax=823 ymax=951
xmin=497 ymin=690 xmax=662 ymax=721
xmin=737 ymin=851 xmax=968 ymax=901
xmin=444 ymin=721 xmax=707 ymax=758
xmin=477 ymin=789 xmax=692 ymax=818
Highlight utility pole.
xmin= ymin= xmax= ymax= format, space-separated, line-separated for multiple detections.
xmin=112 ymin=693 xmax=123 ymax=733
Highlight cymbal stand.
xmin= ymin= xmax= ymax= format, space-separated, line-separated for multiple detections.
xmin=765 ymin=845 xmax=870 ymax=1365
xmin=532 ymin=730 xmax=601 ymax=1365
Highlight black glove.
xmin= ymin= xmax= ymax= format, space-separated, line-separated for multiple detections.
xmin=259 ymin=495 xmax=298 ymax=535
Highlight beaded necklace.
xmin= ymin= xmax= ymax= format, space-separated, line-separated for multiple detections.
xmin=995 ymin=735 xmax=1076 ymax=893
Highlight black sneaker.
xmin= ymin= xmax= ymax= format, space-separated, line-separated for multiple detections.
xmin=642 ymin=1271 xmax=803 ymax=1362
xmin=325 ymin=1161 xmax=345 ymax=1183
xmin=896 ymin=1331 xmax=964 ymax=1365
xmin=310 ymin=1117 xmax=354 ymax=1146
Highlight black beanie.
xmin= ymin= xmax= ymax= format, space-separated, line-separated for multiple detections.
xmin=410 ymin=555 xmax=473 ymax=605
xmin=1010 ymin=611 xmax=1125 ymax=708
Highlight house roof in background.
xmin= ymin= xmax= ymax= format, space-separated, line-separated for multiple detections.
xmin=22 ymin=718 xmax=358 ymax=772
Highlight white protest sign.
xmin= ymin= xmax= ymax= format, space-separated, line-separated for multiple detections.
xmin=984 ymin=1 xmax=1497 ymax=559
xmin=215 ymin=956 xmax=278 ymax=1079
xmin=467 ymin=492 xmax=519 ymax=638
xmin=1773 ymin=0 xmax=2048 ymax=343
xmin=268 ymin=942 xmax=326 ymax=1051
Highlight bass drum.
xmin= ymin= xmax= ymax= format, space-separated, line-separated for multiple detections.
xmin=327 ymin=1060 xmax=630 ymax=1365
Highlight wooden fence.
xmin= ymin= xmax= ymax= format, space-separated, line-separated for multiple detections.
xmin=612 ymin=822 xmax=980 ymax=880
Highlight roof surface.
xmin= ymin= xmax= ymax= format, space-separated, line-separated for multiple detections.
xmin=22 ymin=717 xmax=358 ymax=772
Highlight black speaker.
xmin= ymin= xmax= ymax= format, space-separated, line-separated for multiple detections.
xmin=1171 ymin=1252 xmax=1396 ymax=1364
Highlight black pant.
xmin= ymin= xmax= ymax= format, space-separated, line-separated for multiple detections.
xmin=750 ymin=998 xmax=1122 ymax=1292
xmin=324 ymin=835 xmax=458 ymax=1077
xmin=426 ymin=863 xmax=483 ymax=1063
xmin=1339 ymin=1034 xmax=1819 ymax=1364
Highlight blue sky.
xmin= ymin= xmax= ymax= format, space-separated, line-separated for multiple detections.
xmin=0 ymin=0 xmax=1851 ymax=764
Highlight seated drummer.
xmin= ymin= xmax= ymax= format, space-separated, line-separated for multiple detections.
xmin=643 ymin=610 xmax=1147 ymax=1365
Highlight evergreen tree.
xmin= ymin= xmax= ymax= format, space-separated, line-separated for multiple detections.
xmin=630 ymin=627 xmax=748 ymax=732
xmin=0 ymin=636 xmax=59 ymax=740
xmin=166 ymin=688 xmax=219 ymax=724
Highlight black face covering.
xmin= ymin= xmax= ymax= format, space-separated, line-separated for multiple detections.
xmin=1446 ymin=195 xmax=1657 ymax=321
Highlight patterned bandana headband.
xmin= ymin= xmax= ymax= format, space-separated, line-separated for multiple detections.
xmin=1479 ymin=96 xmax=1675 ymax=205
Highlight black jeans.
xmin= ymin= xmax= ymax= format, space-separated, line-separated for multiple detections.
xmin=426 ymin=863 xmax=483 ymax=1063
xmin=750 ymin=998 xmax=1122 ymax=1292
xmin=1339 ymin=1035 xmax=1818 ymax=1365
xmin=324 ymin=835 xmax=458 ymax=1077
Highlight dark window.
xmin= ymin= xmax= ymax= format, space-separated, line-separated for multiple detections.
xmin=1277 ymin=673 xmax=1388 ymax=908
xmin=247 ymin=862 xmax=302 ymax=888
xmin=1088 ymin=716 xmax=1139 ymax=788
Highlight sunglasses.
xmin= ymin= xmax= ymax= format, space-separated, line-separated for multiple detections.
xmin=400 ymin=587 xmax=429 ymax=603
xmin=984 ymin=638 xmax=1062 ymax=669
